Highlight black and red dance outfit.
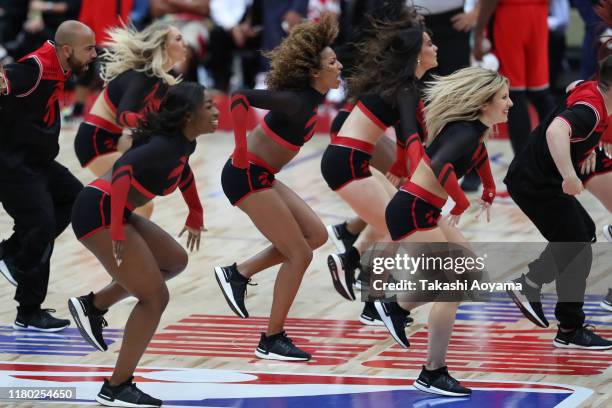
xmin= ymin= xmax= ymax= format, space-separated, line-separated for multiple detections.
xmin=386 ymin=119 xmax=496 ymax=241
xmin=73 ymin=70 xmax=169 ymax=167
xmin=582 ymin=118 xmax=612 ymax=185
xmin=320 ymin=88 xmax=426 ymax=191
xmin=504 ymin=80 xmax=608 ymax=330
xmin=0 ymin=41 xmax=84 ymax=312
xmin=221 ymin=87 xmax=325 ymax=205
xmin=72 ymin=133 xmax=203 ymax=241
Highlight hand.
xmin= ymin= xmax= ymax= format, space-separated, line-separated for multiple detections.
xmin=446 ymin=213 xmax=462 ymax=228
xmin=562 ymin=175 xmax=584 ymax=196
xmin=472 ymin=31 xmax=485 ymax=61
xmin=451 ymin=10 xmax=477 ymax=32
xmin=604 ymin=142 xmax=612 ymax=159
xmin=0 ymin=63 xmax=8 ymax=95
xmin=579 ymin=150 xmax=597 ymax=175
xmin=179 ymin=225 xmax=206 ymax=252
xmin=112 ymin=240 xmax=124 ymax=266
xmin=24 ymin=17 xmax=44 ymax=33
xmin=385 ymin=171 xmax=402 ymax=188
xmin=283 ymin=10 xmax=303 ymax=30
xmin=475 ymin=199 xmax=492 ymax=223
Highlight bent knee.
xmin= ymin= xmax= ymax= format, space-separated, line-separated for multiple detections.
xmin=306 ymin=223 xmax=328 ymax=250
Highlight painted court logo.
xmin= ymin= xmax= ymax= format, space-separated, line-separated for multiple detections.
xmin=0 ymin=361 xmax=592 ymax=407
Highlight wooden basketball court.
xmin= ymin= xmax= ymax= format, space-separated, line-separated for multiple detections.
xmin=0 ymin=123 xmax=610 ymax=407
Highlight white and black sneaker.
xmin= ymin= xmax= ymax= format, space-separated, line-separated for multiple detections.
xmin=255 ymin=331 xmax=311 ymax=361
xmin=327 ymin=253 xmax=356 ymax=301
xmin=13 ymin=308 xmax=70 ymax=332
xmin=214 ymin=263 xmax=254 ymax=318
xmin=68 ymin=292 xmax=108 ymax=351
xmin=603 ymin=224 xmax=612 ymax=242
xmin=360 ymin=301 xmax=413 ymax=327
xmin=601 ymin=288 xmax=612 ymax=312
xmin=414 ymin=365 xmax=471 ymax=397
xmin=0 ymin=246 xmax=20 ymax=287
xmin=96 ymin=377 xmax=161 ymax=407
xmin=506 ymin=274 xmax=549 ymax=328
xmin=326 ymin=222 xmax=359 ymax=253
xmin=374 ymin=299 xmax=411 ymax=348
xmin=553 ymin=325 xmax=612 ymax=350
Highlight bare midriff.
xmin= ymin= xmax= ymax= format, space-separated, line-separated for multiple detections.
xmin=407 ymin=160 xmax=448 ymax=200
xmin=336 ymin=107 xmax=386 ymax=146
xmin=89 ymin=91 xmax=120 ymax=127
xmin=247 ymin=125 xmax=299 ymax=170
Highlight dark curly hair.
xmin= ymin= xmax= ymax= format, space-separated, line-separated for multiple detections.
xmin=132 ymin=81 xmax=206 ymax=146
xmin=337 ymin=1 xmax=424 ymax=83
xmin=264 ymin=13 xmax=339 ymax=91
xmin=348 ymin=23 xmax=426 ymax=102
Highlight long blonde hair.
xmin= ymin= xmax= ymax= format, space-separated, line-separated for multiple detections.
xmin=424 ymin=67 xmax=508 ymax=145
xmin=100 ymin=22 xmax=180 ymax=86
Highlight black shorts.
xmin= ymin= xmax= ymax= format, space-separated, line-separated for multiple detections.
xmin=74 ymin=115 xmax=123 ymax=167
xmin=221 ymin=154 xmax=277 ymax=205
xmin=385 ymin=188 xmax=442 ymax=241
xmin=321 ymin=139 xmax=373 ymax=191
xmin=71 ymin=180 xmax=132 ymax=240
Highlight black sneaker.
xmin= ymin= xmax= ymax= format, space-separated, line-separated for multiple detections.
xmin=553 ymin=325 xmax=612 ymax=350
xmin=414 ymin=365 xmax=472 ymax=397
xmin=360 ymin=301 xmax=413 ymax=327
xmin=460 ymin=171 xmax=481 ymax=192
xmin=96 ymin=377 xmax=162 ymax=407
xmin=0 ymin=245 xmax=20 ymax=287
xmin=68 ymin=292 xmax=108 ymax=351
xmin=326 ymin=222 xmax=359 ymax=253
xmin=604 ymin=224 xmax=612 ymax=243
xmin=327 ymin=253 xmax=356 ymax=301
xmin=506 ymin=274 xmax=549 ymax=328
xmin=353 ymin=267 xmax=368 ymax=290
xmin=601 ymin=288 xmax=612 ymax=312
xmin=255 ymin=331 xmax=311 ymax=361
xmin=214 ymin=263 xmax=254 ymax=318
xmin=374 ymin=300 xmax=411 ymax=348
xmin=13 ymin=309 xmax=70 ymax=332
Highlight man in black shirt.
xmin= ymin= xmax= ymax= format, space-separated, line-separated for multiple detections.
xmin=504 ymin=56 xmax=612 ymax=350
xmin=0 ymin=20 xmax=96 ymax=331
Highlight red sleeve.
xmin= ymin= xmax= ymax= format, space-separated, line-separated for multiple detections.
xmin=389 ymin=133 xmax=424 ymax=178
xmin=178 ymin=164 xmax=204 ymax=229
xmin=110 ymin=166 xmax=133 ymax=241
xmin=437 ymin=163 xmax=470 ymax=215
xmin=118 ymin=111 xmax=144 ymax=128
xmin=230 ymin=93 xmax=250 ymax=168
xmin=474 ymin=145 xmax=496 ymax=204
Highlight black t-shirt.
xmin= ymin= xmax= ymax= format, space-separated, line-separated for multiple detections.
xmin=505 ymin=81 xmax=608 ymax=190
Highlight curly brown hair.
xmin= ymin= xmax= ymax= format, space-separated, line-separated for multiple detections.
xmin=264 ymin=13 xmax=339 ymax=91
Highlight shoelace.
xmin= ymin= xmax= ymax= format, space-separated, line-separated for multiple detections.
xmin=243 ymin=279 xmax=258 ymax=297
xmin=41 ymin=308 xmax=56 ymax=314
xmin=95 ymin=314 xmax=109 ymax=330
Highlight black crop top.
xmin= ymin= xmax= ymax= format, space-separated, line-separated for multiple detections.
xmin=110 ymin=133 xmax=203 ymax=240
xmin=419 ymin=119 xmax=496 ymax=215
xmin=104 ymin=70 xmax=169 ymax=128
xmin=230 ymin=87 xmax=326 ymax=167
xmin=353 ymin=89 xmax=427 ymax=177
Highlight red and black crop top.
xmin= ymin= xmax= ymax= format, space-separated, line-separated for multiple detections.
xmin=110 ymin=133 xmax=203 ymax=240
xmin=229 ymin=87 xmax=326 ymax=168
xmin=355 ymin=89 xmax=427 ymax=177
xmin=410 ymin=119 xmax=496 ymax=215
xmin=104 ymin=69 xmax=169 ymax=129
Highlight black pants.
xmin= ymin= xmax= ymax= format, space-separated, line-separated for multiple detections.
xmin=0 ymin=161 xmax=83 ymax=311
xmin=506 ymin=178 xmax=596 ymax=329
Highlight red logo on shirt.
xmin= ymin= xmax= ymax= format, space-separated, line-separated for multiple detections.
xmin=43 ymin=82 xmax=63 ymax=127
xmin=163 ymin=156 xmax=187 ymax=195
